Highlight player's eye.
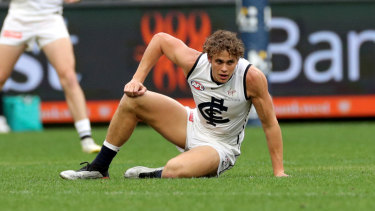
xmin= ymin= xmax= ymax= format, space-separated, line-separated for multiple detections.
xmin=215 ymin=59 xmax=223 ymax=64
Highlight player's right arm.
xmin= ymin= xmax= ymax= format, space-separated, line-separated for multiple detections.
xmin=124 ymin=32 xmax=201 ymax=97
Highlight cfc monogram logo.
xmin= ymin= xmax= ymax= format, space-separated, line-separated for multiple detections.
xmin=198 ymin=97 xmax=229 ymax=126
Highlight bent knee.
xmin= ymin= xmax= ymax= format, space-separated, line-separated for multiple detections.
xmin=119 ymin=95 xmax=138 ymax=112
xmin=162 ymin=159 xmax=191 ymax=178
xmin=118 ymin=94 xmax=149 ymax=114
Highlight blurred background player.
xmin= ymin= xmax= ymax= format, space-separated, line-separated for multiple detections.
xmin=0 ymin=0 xmax=101 ymax=153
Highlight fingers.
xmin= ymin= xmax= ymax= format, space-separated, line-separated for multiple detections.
xmin=137 ymin=84 xmax=147 ymax=95
xmin=124 ymin=80 xmax=147 ymax=97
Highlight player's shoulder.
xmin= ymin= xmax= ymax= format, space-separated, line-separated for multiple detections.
xmin=246 ymin=65 xmax=266 ymax=83
xmin=245 ymin=65 xmax=268 ymax=97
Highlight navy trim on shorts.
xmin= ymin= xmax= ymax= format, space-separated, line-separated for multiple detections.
xmin=219 ymin=164 xmax=234 ymax=175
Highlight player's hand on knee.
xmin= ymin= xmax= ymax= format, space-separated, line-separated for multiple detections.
xmin=124 ymin=79 xmax=147 ymax=97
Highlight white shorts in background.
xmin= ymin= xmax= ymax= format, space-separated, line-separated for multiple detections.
xmin=0 ymin=13 xmax=69 ymax=51
xmin=183 ymin=107 xmax=242 ymax=177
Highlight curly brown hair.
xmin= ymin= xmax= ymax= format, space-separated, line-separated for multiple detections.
xmin=202 ymin=30 xmax=244 ymax=59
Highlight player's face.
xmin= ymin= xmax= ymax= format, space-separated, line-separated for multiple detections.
xmin=209 ymin=50 xmax=238 ymax=84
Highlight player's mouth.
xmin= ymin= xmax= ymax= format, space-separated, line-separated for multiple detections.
xmin=219 ymin=74 xmax=229 ymax=80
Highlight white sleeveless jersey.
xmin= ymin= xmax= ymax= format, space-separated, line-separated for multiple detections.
xmin=187 ymin=53 xmax=252 ymax=144
xmin=9 ymin=0 xmax=63 ymax=16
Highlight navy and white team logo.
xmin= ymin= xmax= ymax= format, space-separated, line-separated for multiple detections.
xmin=191 ymin=80 xmax=205 ymax=91
xmin=198 ymin=97 xmax=229 ymax=126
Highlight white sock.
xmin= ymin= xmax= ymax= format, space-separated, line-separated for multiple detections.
xmin=103 ymin=140 xmax=121 ymax=152
xmin=74 ymin=118 xmax=92 ymax=139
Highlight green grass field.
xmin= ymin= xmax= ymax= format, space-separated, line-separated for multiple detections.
xmin=1 ymin=121 xmax=374 ymax=211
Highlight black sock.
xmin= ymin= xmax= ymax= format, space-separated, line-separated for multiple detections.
xmin=91 ymin=145 xmax=117 ymax=172
xmin=139 ymin=170 xmax=163 ymax=178
xmin=154 ymin=170 xmax=163 ymax=178
xmin=80 ymin=135 xmax=92 ymax=140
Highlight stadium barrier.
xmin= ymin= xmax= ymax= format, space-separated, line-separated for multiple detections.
xmin=0 ymin=0 xmax=374 ymax=122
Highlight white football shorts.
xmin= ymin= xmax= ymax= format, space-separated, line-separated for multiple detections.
xmin=183 ymin=107 xmax=242 ymax=176
xmin=0 ymin=13 xmax=69 ymax=51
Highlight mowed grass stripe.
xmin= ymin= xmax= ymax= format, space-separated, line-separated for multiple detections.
xmin=0 ymin=121 xmax=374 ymax=210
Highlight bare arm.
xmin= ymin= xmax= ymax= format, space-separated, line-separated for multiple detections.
xmin=125 ymin=32 xmax=201 ymax=97
xmin=246 ymin=66 xmax=288 ymax=177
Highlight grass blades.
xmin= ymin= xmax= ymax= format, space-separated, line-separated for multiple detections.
xmin=0 ymin=121 xmax=374 ymax=210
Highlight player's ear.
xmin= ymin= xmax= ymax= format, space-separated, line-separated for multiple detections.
xmin=207 ymin=55 xmax=212 ymax=63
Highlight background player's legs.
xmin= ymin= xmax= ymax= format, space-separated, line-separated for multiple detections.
xmin=42 ymin=38 xmax=86 ymax=122
xmin=0 ymin=44 xmax=26 ymax=133
xmin=42 ymin=38 xmax=100 ymax=153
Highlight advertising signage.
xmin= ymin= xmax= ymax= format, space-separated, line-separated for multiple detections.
xmin=270 ymin=2 xmax=375 ymax=118
xmin=1 ymin=1 xmax=375 ymax=122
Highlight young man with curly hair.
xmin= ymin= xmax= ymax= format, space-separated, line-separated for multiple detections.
xmin=60 ymin=30 xmax=288 ymax=179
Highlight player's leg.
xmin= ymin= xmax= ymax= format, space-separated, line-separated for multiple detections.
xmin=91 ymin=91 xmax=188 ymax=171
xmin=42 ymin=38 xmax=100 ymax=153
xmin=0 ymin=44 xmax=25 ymax=133
xmin=106 ymin=91 xmax=188 ymax=149
xmin=162 ymin=146 xmax=220 ymax=178
xmin=60 ymin=91 xmax=188 ymax=180
xmin=125 ymin=146 xmax=220 ymax=178
xmin=0 ymin=44 xmax=25 ymax=90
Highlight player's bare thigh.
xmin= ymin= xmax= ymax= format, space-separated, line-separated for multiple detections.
xmin=0 ymin=44 xmax=25 ymax=87
xmin=163 ymin=145 xmax=220 ymax=178
xmin=125 ymin=91 xmax=188 ymax=148
xmin=42 ymin=37 xmax=75 ymax=74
